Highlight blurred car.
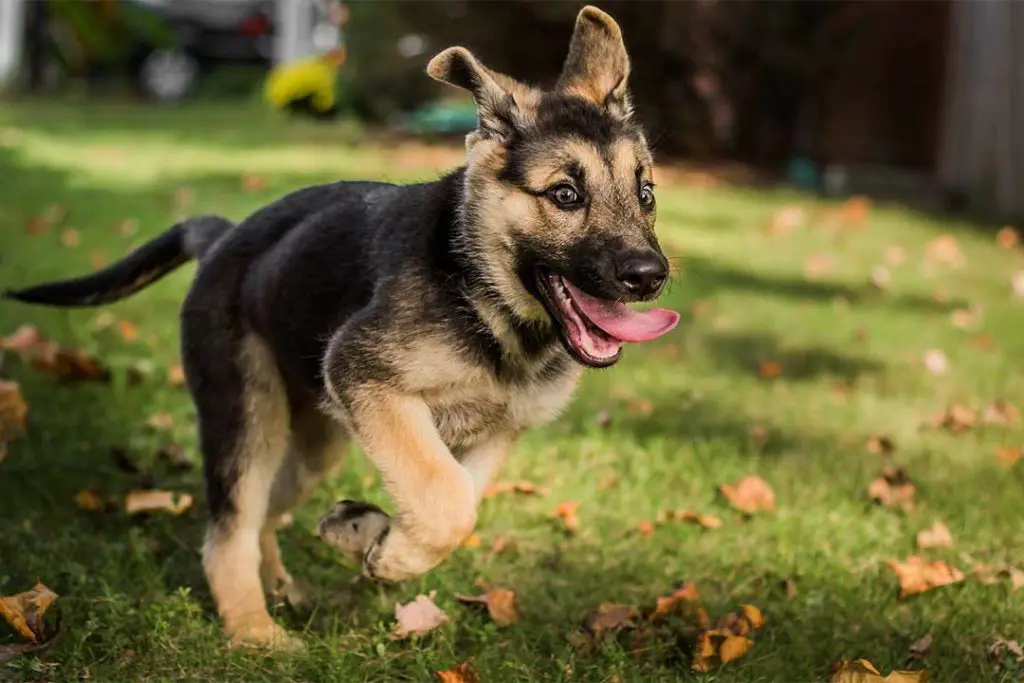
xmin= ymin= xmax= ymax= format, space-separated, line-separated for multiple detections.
xmin=126 ymin=0 xmax=276 ymax=101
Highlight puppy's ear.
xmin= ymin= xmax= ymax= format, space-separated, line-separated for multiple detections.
xmin=427 ymin=47 xmax=536 ymax=141
xmin=556 ymin=6 xmax=632 ymax=119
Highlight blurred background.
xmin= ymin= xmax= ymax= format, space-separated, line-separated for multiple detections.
xmin=0 ymin=0 xmax=1021 ymax=222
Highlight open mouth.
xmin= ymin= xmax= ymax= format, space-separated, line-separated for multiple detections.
xmin=535 ymin=269 xmax=680 ymax=368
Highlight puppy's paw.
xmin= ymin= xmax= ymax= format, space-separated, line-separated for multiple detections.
xmin=227 ymin=619 xmax=304 ymax=651
xmin=318 ymin=499 xmax=391 ymax=570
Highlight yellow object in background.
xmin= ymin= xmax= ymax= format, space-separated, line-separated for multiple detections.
xmin=264 ymin=48 xmax=345 ymax=117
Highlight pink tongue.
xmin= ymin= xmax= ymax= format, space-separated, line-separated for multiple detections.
xmin=562 ymin=279 xmax=680 ymax=343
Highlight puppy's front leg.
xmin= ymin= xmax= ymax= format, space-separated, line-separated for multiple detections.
xmin=325 ymin=386 xmax=477 ymax=581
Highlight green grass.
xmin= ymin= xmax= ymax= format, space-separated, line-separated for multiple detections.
xmin=1 ymin=101 xmax=1023 ymax=683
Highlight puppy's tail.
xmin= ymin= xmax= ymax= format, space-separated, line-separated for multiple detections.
xmin=4 ymin=215 xmax=233 ymax=308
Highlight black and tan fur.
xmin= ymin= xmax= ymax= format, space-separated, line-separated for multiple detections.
xmin=5 ymin=7 xmax=673 ymax=647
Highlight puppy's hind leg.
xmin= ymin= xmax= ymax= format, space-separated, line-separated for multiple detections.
xmin=185 ymin=331 xmax=298 ymax=649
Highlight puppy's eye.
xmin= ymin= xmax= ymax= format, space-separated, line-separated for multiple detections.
xmin=548 ymin=184 xmax=581 ymax=209
xmin=639 ymin=183 xmax=655 ymax=207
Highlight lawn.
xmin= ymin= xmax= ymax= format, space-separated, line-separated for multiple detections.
xmin=1 ymin=101 xmax=1023 ymax=683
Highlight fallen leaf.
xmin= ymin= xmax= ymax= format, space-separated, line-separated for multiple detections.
xmin=692 ymin=606 xmax=765 ymax=673
xmin=0 ymin=582 xmax=58 ymax=642
xmin=482 ymin=480 xmax=551 ymax=499
xmin=146 ymin=411 xmax=174 ymax=431
xmin=983 ymin=399 xmax=1019 ymax=426
xmin=867 ymin=435 xmax=895 ymax=456
xmin=242 ymin=173 xmax=267 ymax=192
xmin=830 ymin=658 xmax=929 ymax=682
xmin=124 ymin=490 xmax=193 ymax=516
xmin=167 ymin=363 xmax=187 ymax=388
xmin=489 ymin=534 xmax=512 ymax=556
xmin=764 ymin=205 xmax=805 ymax=236
xmin=804 ymin=253 xmax=834 ymax=279
xmin=680 ymin=510 xmax=723 ymax=529
xmin=24 ymin=215 xmax=51 ymax=235
xmin=922 ymin=349 xmax=948 ymax=375
xmin=1009 ymin=567 xmax=1024 ymax=591
xmin=870 ymin=266 xmax=891 ymax=290
xmin=996 ymin=446 xmax=1022 ymax=468
xmin=595 ymin=410 xmax=612 ymax=428
xmin=1 ymin=325 xmax=43 ymax=355
xmin=758 ymin=360 xmax=782 ymax=379
xmin=780 ymin=577 xmax=797 ymax=599
xmin=581 ymin=603 xmax=639 ymax=637
xmin=117 ymin=320 xmax=139 ymax=342
xmin=908 ymin=634 xmax=932 ymax=660
xmin=691 ymin=299 xmax=713 ymax=318
xmin=868 ymin=466 xmax=917 ymax=511
xmin=0 ymin=380 xmax=29 ymax=439
xmin=650 ymin=581 xmax=701 ymax=620
xmin=714 ymin=604 xmax=765 ymax=636
xmin=1013 ymin=272 xmax=1024 ymax=298
xmin=927 ymin=404 xmax=976 ymax=433
xmin=951 ymin=303 xmax=983 ymax=329
xmin=635 ymin=520 xmax=655 ymax=536
xmin=88 ymin=251 xmax=107 ymax=269
xmin=156 ymin=443 xmax=193 ymax=472
xmin=997 ymin=226 xmax=1020 ymax=249
xmin=749 ymin=424 xmax=770 ymax=448
xmin=887 ymin=555 xmax=964 ymax=599
xmin=915 ymin=520 xmax=952 ymax=549
xmin=719 ymin=475 xmax=776 ymax=514
xmin=436 ymin=659 xmax=480 ymax=683
xmin=392 ymin=591 xmax=449 ymax=639
xmin=626 ymin=396 xmax=654 ymax=417
xmin=885 ymin=245 xmax=905 ymax=265
xmin=455 ymin=588 xmax=520 ymax=626
xmin=989 ymin=638 xmax=1024 ymax=665
xmin=116 ymin=218 xmax=138 ymax=237
xmin=73 ymin=489 xmax=107 ymax=512
xmin=925 ymin=234 xmax=964 ymax=268
xmin=461 ymin=533 xmax=481 ymax=549
xmin=553 ymin=500 xmax=580 ymax=533
xmin=59 ymin=228 xmax=80 ymax=248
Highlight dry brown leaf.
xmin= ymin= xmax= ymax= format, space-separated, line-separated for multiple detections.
xmin=460 ymin=533 xmax=481 ymax=549
xmin=392 ymin=591 xmax=449 ymax=639
xmin=867 ymin=435 xmax=895 ymax=456
xmin=650 ymin=581 xmax=700 ymax=620
xmin=635 ymin=520 xmax=655 ymax=536
xmin=116 ymin=218 xmax=138 ymax=237
xmin=482 ymin=480 xmax=551 ymax=499
xmin=885 ymin=245 xmax=905 ymax=265
xmin=146 ymin=411 xmax=174 ymax=431
xmin=581 ymin=603 xmax=639 ymax=637
xmin=758 ymin=360 xmax=782 ymax=379
xmin=1 ymin=325 xmax=43 ymax=355
xmin=24 ymin=215 xmax=51 ymax=235
xmin=996 ymin=446 xmax=1022 ymax=468
xmin=925 ymin=234 xmax=964 ymax=268
xmin=117 ymin=320 xmax=139 ymax=342
xmin=764 ymin=205 xmax=805 ymax=236
xmin=156 ymin=443 xmax=193 ymax=472
xmin=167 ymin=363 xmax=187 ymax=388
xmin=983 ymin=399 xmax=1020 ymax=426
xmin=887 ymin=556 xmax=964 ymax=599
xmin=804 ymin=253 xmax=834 ymax=279
xmin=60 ymin=228 xmax=80 ymax=248
xmin=971 ymin=333 xmax=995 ymax=351
xmin=868 ymin=466 xmax=917 ymax=511
xmin=553 ymin=500 xmax=580 ymax=533
xmin=488 ymin=534 xmax=512 ymax=556
xmin=0 ymin=380 xmax=28 ymax=439
xmin=124 ymin=490 xmax=193 ymax=516
xmin=720 ymin=475 xmax=776 ymax=514
xmin=0 ymin=582 xmax=58 ymax=642
xmin=915 ymin=520 xmax=952 ymax=549
xmin=242 ymin=174 xmax=267 ymax=193
xmin=680 ymin=510 xmax=723 ymax=529
xmin=714 ymin=604 xmax=765 ymax=636
xmin=1009 ymin=567 xmax=1024 ymax=592
xmin=908 ymin=633 xmax=933 ymax=660
xmin=830 ymin=658 xmax=929 ymax=683
xmin=927 ymin=404 xmax=976 ymax=434
xmin=626 ymin=396 xmax=654 ymax=417
xmin=922 ymin=349 xmax=948 ymax=376
xmin=1013 ymin=272 xmax=1024 ymax=299
xmin=989 ymin=638 xmax=1024 ymax=664
xmin=997 ymin=226 xmax=1020 ymax=249
xmin=73 ymin=489 xmax=107 ymax=512
xmin=455 ymin=588 xmax=520 ymax=626
xmin=780 ymin=577 xmax=797 ymax=599
xmin=436 ymin=660 xmax=480 ymax=683
xmin=692 ymin=627 xmax=757 ymax=671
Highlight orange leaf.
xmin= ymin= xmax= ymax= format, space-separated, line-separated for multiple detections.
xmin=1 ymin=325 xmax=43 ymax=356
xmin=804 ymin=253 xmax=834 ymax=279
xmin=88 ymin=251 xmax=107 ymax=269
xmin=915 ymin=520 xmax=952 ymax=550
xmin=983 ymin=399 xmax=1019 ymax=426
xmin=997 ymin=225 xmax=1020 ymax=249
xmin=635 ymin=520 xmax=655 ymax=536
xmin=124 ymin=490 xmax=193 ymax=516
xmin=927 ymin=404 xmax=976 ymax=434
xmin=925 ymin=234 xmax=964 ymax=268
xmin=0 ymin=582 xmax=59 ymax=643
xmin=719 ymin=475 xmax=776 ymax=514
xmin=553 ymin=500 xmax=580 ymax=533
xmin=581 ymin=603 xmax=639 ymax=637
xmin=0 ymin=380 xmax=29 ymax=437
xmin=758 ymin=360 xmax=782 ymax=379
xmin=460 ymin=533 xmax=481 ymax=549
xmin=489 ymin=534 xmax=512 ymax=556
xmin=59 ymin=228 xmax=80 ymax=248
xmin=482 ymin=479 xmax=550 ymax=499
xmin=436 ymin=660 xmax=480 ymax=683
xmin=868 ymin=466 xmax=917 ymax=511
xmin=650 ymin=581 xmax=700 ymax=620
xmin=866 ymin=435 xmax=895 ymax=456
xmin=74 ymin=489 xmax=107 ymax=512
xmin=146 ymin=411 xmax=174 ymax=431
xmin=391 ymin=591 xmax=449 ymax=639
xmin=887 ymin=556 xmax=964 ymax=599
xmin=455 ymin=588 xmax=520 ymax=626
xmin=996 ymin=445 xmax=1022 ymax=468
xmin=167 ymin=364 xmax=187 ymax=388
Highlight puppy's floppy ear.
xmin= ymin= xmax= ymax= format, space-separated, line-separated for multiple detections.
xmin=427 ymin=46 xmax=535 ymax=140
xmin=556 ymin=6 xmax=632 ymax=119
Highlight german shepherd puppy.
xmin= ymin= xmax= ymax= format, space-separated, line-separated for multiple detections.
xmin=5 ymin=6 xmax=679 ymax=648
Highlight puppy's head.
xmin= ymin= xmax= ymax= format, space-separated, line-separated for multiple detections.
xmin=427 ymin=6 xmax=678 ymax=368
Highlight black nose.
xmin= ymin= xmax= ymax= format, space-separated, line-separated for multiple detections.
xmin=615 ymin=251 xmax=668 ymax=297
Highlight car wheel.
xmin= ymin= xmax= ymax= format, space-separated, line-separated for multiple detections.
xmin=137 ymin=48 xmax=199 ymax=102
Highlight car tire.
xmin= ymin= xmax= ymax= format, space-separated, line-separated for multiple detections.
xmin=137 ymin=48 xmax=200 ymax=102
